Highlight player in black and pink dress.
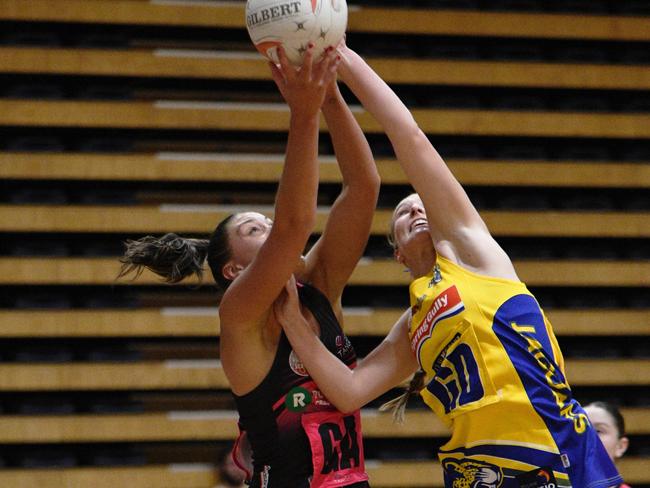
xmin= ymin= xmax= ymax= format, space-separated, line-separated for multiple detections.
xmin=119 ymin=45 xmax=378 ymax=487
xmin=236 ymin=281 xmax=368 ymax=488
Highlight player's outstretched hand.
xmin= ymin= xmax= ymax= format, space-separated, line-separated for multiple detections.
xmin=269 ymin=44 xmax=340 ymax=117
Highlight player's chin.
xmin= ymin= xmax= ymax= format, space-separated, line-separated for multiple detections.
xmin=403 ymin=227 xmax=433 ymax=249
xmin=411 ymin=226 xmax=431 ymax=239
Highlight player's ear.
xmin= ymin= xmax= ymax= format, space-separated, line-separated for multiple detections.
xmin=615 ymin=436 xmax=629 ymax=459
xmin=394 ymin=247 xmax=405 ymax=266
xmin=223 ymin=262 xmax=244 ymax=281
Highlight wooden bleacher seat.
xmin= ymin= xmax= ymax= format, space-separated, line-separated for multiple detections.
xmin=0 ymin=359 xmax=647 ymax=391
xmin=1 ymin=308 xmax=649 ymax=338
xmin=1 ymin=99 xmax=650 ymax=138
xmin=3 ymin=47 xmax=650 ymax=91
xmin=1 ymin=204 xmax=650 ymax=238
xmin=0 ymin=457 xmax=647 ymax=488
xmin=0 ymin=412 xmax=238 ymax=443
xmin=1 ymin=256 xmax=649 ymax=286
xmin=2 ymin=0 xmax=650 ymax=41
xmin=0 ymin=361 xmax=227 ymax=391
xmin=2 ymin=407 xmax=650 ymax=443
xmin=0 ymin=416 xmax=648 ymax=485
xmin=3 ymin=153 xmax=650 ymax=188
xmin=0 ymin=465 xmax=218 ymax=488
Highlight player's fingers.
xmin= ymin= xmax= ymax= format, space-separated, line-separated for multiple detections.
xmin=285 ymin=274 xmax=299 ymax=302
xmin=274 ymin=276 xmax=297 ymax=322
xmin=334 ymin=37 xmax=350 ymax=64
xmin=337 ymin=34 xmax=346 ymax=50
xmin=269 ymin=62 xmax=291 ymax=101
xmin=287 ymin=273 xmax=296 ymax=288
xmin=310 ymin=46 xmax=331 ymax=83
xmin=269 ymin=62 xmax=284 ymax=87
xmin=317 ymin=50 xmax=340 ymax=87
xmin=276 ymin=45 xmax=294 ymax=80
xmin=299 ymin=42 xmax=315 ymax=81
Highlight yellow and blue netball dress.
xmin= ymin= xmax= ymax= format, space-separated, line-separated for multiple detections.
xmin=408 ymin=255 xmax=621 ymax=488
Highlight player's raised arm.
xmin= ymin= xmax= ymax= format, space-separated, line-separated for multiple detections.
xmin=219 ymin=45 xmax=340 ymax=328
xmin=336 ymin=45 xmax=515 ymax=278
xmin=304 ymin=77 xmax=380 ymax=305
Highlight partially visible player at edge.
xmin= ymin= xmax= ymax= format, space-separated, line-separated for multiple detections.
xmin=585 ymin=402 xmax=632 ymax=488
xmin=120 ymin=45 xmax=377 ymax=487
xmin=274 ymin=42 xmax=622 ymax=487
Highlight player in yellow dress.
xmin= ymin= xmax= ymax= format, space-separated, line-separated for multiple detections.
xmin=274 ymin=43 xmax=622 ymax=487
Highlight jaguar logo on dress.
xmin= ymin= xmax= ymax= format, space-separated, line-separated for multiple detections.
xmin=443 ymin=459 xmax=503 ymax=488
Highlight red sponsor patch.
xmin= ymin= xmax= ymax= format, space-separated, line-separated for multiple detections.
xmin=410 ymin=286 xmax=464 ymax=353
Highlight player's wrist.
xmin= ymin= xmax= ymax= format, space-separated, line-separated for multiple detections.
xmin=322 ymin=90 xmax=344 ymax=108
xmin=289 ymin=109 xmax=320 ymax=128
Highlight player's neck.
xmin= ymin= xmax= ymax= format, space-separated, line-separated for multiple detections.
xmin=407 ymin=252 xmax=436 ymax=280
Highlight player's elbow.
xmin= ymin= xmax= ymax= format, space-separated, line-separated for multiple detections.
xmin=329 ymin=390 xmax=365 ymax=414
xmin=291 ymin=211 xmax=317 ymax=234
xmin=335 ymin=400 xmax=361 ymax=415
xmin=408 ymin=126 xmax=429 ymax=148
xmin=388 ymin=120 xmax=426 ymax=152
xmin=368 ymin=171 xmax=381 ymax=199
xmin=346 ymin=179 xmax=380 ymax=212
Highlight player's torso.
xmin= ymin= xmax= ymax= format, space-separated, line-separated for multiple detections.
xmin=408 ymin=255 xmax=547 ymax=421
xmin=236 ymin=283 xmax=368 ymax=488
xmin=407 ymin=256 xmax=598 ymax=484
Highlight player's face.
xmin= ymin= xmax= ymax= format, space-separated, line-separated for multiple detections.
xmin=391 ymin=194 xmax=432 ymax=253
xmin=228 ymin=212 xmax=273 ymax=267
xmin=584 ymin=405 xmax=628 ymax=461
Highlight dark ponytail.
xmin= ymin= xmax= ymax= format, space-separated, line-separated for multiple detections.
xmin=379 ymin=369 xmax=426 ymax=424
xmin=118 ymin=233 xmax=210 ymax=284
xmin=118 ymin=215 xmax=236 ymax=301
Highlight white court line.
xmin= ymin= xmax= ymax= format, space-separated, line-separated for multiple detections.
xmin=169 ymin=463 xmax=214 ymax=472
xmin=343 ymin=307 xmax=375 ymax=316
xmin=153 ymin=100 xmax=363 ymax=112
xmin=152 ymin=0 xmax=243 ymax=7
xmin=162 ymin=307 xmax=218 ymax=316
xmin=154 ymin=100 xmax=289 ymax=111
xmin=152 ymin=0 xmax=361 ymax=10
xmin=168 ymin=410 xmax=238 ymax=420
xmin=154 ymin=49 xmax=261 ymax=60
xmin=159 ymin=204 xmax=275 ymax=213
xmin=164 ymin=359 xmax=221 ymax=369
xmin=155 ymin=152 xmax=337 ymax=164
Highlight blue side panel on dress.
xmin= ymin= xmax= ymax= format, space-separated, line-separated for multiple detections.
xmin=492 ymin=294 xmax=621 ymax=488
